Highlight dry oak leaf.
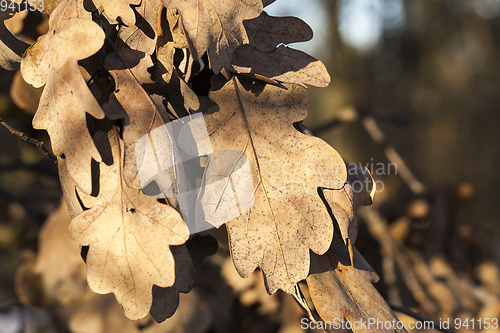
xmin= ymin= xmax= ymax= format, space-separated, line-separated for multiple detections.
xmin=204 ymin=75 xmax=347 ymax=294
xmin=103 ymin=48 xmax=192 ymax=211
xmin=118 ymin=0 xmax=162 ymax=54
xmin=58 ymin=156 xmax=87 ymax=218
xmin=92 ymin=0 xmax=141 ymax=26
xmin=232 ymin=44 xmax=330 ymax=87
xmin=163 ymin=8 xmax=189 ymax=49
xmin=69 ymin=129 xmax=190 ymax=320
xmin=326 ymin=163 xmax=375 ymax=246
xmin=244 ymin=11 xmax=313 ymax=53
xmin=155 ymin=14 xmax=200 ymax=118
xmin=0 ymin=6 xmax=30 ymax=70
xmin=163 ymin=0 xmax=263 ymax=73
xmin=307 ymin=237 xmax=407 ymax=333
xmin=104 ymin=48 xmax=172 ymax=190
xmin=20 ymin=0 xmax=105 ymax=194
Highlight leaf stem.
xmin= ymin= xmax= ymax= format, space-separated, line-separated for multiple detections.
xmin=0 ymin=117 xmax=57 ymax=162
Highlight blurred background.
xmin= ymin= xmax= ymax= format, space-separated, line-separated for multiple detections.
xmin=1 ymin=0 xmax=500 ymax=332
xmin=269 ymin=0 xmax=500 ymax=237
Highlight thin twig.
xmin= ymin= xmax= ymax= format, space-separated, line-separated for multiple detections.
xmin=360 ymin=206 xmax=438 ymax=314
xmin=361 ymin=115 xmax=427 ymax=195
xmin=311 ymin=106 xmax=359 ymax=134
xmin=309 ymin=106 xmax=425 ymax=195
xmin=311 ymin=119 xmax=345 ymax=134
xmin=0 ymin=118 xmax=57 ymax=162
xmin=388 ymin=302 xmax=456 ymax=333
xmin=311 ymin=106 xmax=409 ymax=134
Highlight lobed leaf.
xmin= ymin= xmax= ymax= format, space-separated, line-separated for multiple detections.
xmin=232 ymin=44 xmax=331 ymax=87
xmin=21 ymin=0 xmax=105 ymax=194
xmin=244 ymin=11 xmax=313 ymax=53
xmin=307 ymin=237 xmax=407 ymax=333
xmin=164 ymin=0 xmax=263 ymax=73
xmin=0 ymin=7 xmax=30 ymax=70
xmin=91 ymin=0 xmax=141 ymax=26
xmin=203 ymin=75 xmax=347 ymax=293
xmin=326 ymin=163 xmax=376 ymax=246
xmin=104 ymin=48 xmax=171 ymax=190
xmin=69 ymin=128 xmax=190 ymax=320
xmin=118 ymin=0 xmax=162 ymax=54
xmin=155 ymin=14 xmax=200 ymax=117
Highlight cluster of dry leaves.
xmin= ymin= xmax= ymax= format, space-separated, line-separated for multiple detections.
xmin=1 ymin=0 xmax=408 ymax=331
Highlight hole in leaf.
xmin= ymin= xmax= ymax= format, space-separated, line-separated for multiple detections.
xmin=90 ymin=159 xmax=100 ymax=197
xmin=80 ymin=246 xmax=89 ymax=263
xmin=114 ymin=119 xmax=124 ymax=139
xmin=75 ymin=189 xmax=89 ymax=211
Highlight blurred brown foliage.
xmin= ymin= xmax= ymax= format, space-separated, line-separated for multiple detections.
xmin=1 ymin=1 xmax=500 ymax=332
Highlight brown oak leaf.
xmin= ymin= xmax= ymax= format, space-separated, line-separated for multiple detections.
xmin=92 ymin=0 xmax=141 ymax=26
xmin=244 ymin=11 xmax=313 ymax=53
xmin=118 ymin=0 xmax=162 ymax=54
xmin=0 ymin=7 xmax=30 ymax=70
xmin=307 ymin=237 xmax=407 ymax=333
xmin=155 ymin=13 xmax=200 ymax=118
xmin=69 ymin=128 xmax=190 ymax=320
xmin=103 ymin=48 xmax=172 ymax=190
xmin=326 ymin=163 xmax=376 ymax=246
xmin=20 ymin=0 xmax=105 ymax=194
xmin=163 ymin=0 xmax=263 ymax=73
xmin=232 ymin=45 xmax=330 ymax=87
xmin=163 ymin=8 xmax=189 ymax=49
xmin=201 ymin=75 xmax=347 ymax=294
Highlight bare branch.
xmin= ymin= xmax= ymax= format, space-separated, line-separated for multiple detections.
xmin=0 ymin=117 xmax=57 ymax=162
xmin=361 ymin=115 xmax=426 ymax=196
